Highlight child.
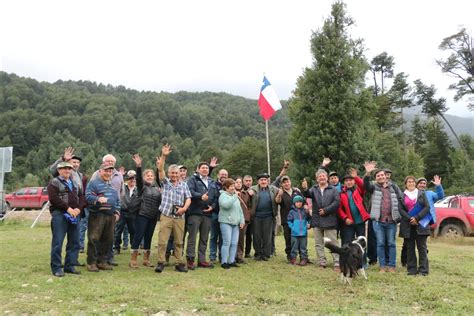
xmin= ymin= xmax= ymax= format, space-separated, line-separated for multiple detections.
xmin=287 ymin=195 xmax=311 ymax=266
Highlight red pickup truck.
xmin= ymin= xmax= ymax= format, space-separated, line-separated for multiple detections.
xmin=432 ymin=195 xmax=474 ymax=237
xmin=4 ymin=187 xmax=49 ymax=211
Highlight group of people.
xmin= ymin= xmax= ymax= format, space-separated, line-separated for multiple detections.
xmin=47 ymin=145 xmax=443 ymax=278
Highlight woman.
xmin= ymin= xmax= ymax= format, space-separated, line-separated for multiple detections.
xmin=400 ymin=175 xmax=430 ymax=276
xmin=129 ymin=154 xmax=162 ymax=268
xmin=234 ymin=177 xmax=251 ymax=264
xmin=218 ymin=178 xmax=245 ymax=269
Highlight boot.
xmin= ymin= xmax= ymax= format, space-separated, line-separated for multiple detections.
xmin=129 ymin=250 xmax=139 ymax=269
xmin=143 ymin=250 xmax=152 ymax=267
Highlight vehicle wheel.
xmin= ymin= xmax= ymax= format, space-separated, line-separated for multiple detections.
xmin=42 ymin=202 xmax=49 ymax=210
xmin=440 ymin=223 xmax=464 ymax=238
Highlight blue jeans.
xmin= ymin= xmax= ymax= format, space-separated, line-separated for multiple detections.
xmin=290 ymin=236 xmax=308 ymax=259
xmin=372 ymin=221 xmax=397 ymax=268
xmin=220 ymin=223 xmax=240 ymax=264
xmin=210 ymin=212 xmax=222 ymax=260
xmin=50 ymin=211 xmax=80 ymax=273
xmin=79 ymin=208 xmax=89 ymax=249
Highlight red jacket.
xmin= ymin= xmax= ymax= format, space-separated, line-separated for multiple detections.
xmin=337 ymin=176 xmax=370 ymax=223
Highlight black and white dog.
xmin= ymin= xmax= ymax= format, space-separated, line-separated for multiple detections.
xmin=324 ymin=236 xmax=367 ymax=284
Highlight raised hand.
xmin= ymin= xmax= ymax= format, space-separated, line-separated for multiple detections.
xmin=132 ymin=154 xmax=142 ymax=167
xmin=210 ymin=157 xmax=219 ymax=168
xmin=322 ymin=157 xmax=331 ymax=167
xmin=363 ymin=161 xmax=377 ymax=173
xmin=432 ymin=175 xmax=442 ymax=186
xmin=283 ymin=159 xmax=290 ymax=169
xmin=64 ymin=147 xmax=75 ymax=161
xmin=349 ymin=167 xmax=358 ymax=178
xmin=118 ymin=166 xmax=125 ymax=175
xmin=155 ymin=156 xmax=161 ymax=168
xmin=161 ymin=143 xmax=172 ymax=156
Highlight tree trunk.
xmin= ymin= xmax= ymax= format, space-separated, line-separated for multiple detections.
xmin=439 ymin=113 xmax=469 ymax=158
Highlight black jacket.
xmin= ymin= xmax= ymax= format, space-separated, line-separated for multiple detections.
xmin=303 ymin=185 xmax=340 ymax=229
xmin=136 ymin=167 xmax=162 ymax=220
xmin=186 ymin=173 xmax=218 ymax=217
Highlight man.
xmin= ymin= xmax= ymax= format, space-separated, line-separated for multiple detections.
xmin=185 ymin=162 xmax=217 ymax=269
xmin=85 ymin=163 xmax=121 ymax=272
xmin=337 ymin=168 xmax=370 ymax=267
xmin=90 ymin=154 xmax=124 ymax=266
xmin=209 ymin=169 xmax=228 ymax=263
xmin=49 ymin=147 xmax=88 ymax=254
xmin=178 ymin=165 xmax=188 ymax=181
xmin=302 ymin=169 xmax=341 ymax=271
xmin=363 ymin=161 xmax=409 ymax=273
xmin=277 ymin=175 xmax=303 ymax=262
xmin=114 ymin=170 xmax=139 ymax=255
xmin=47 ymin=161 xmax=83 ymax=277
xmin=243 ymin=175 xmax=254 ymax=258
xmin=155 ymin=144 xmax=192 ymax=273
xmin=248 ymin=173 xmax=281 ymax=261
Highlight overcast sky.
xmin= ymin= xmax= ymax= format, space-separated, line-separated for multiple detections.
xmin=1 ymin=0 xmax=473 ymax=117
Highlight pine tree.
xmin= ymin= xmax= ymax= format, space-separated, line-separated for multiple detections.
xmin=288 ymin=1 xmax=375 ymax=176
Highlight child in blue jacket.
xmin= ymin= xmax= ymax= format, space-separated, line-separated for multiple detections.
xmin=287 ymin=195 xmax=311 ymax=266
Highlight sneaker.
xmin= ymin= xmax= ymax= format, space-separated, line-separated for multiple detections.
xmin=64 ymin=268 xmax=81 ymax=275
xmin=87 ymin=264 xmax=99 ymax=272
xmin=97 ymin=263 xmax=113 ymax=270
xmin=228 ymin=262 xmax=240 ymax=268
xmin=107 ymin=259 xmax=118 ymax=266
xmin=221 ymin=263 xmax=230 ymax=269
xmin=175 ymin=264 xmax=188 ymax=273
xmin=53 ymin=270 xmax=65 ymax=277
xmin=155 ymin=263 xmax=165 ymax=273
xmin=299 ymin=258 xmax=308 ymax=266
xmin=187 ymin=259 xmax=195 ymax=270
xmin=198 ymin=261 xmax=214 ymax=268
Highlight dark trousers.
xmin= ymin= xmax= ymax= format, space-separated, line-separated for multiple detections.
xmin=406 ymin=226 xmax=429 ymax=275
xmin=209 ymin=212 xmax=222 ymax=261
xmin=271 ymin=218 xmax=276 ymax=255
xmin=341 ymin=222 xmax=367 ymax=266
xmin=50 ymin=211 xmax=80 ymax=273
xmin=114 ymin=213 xmax=136 ymax=250
xmin=253 ymin=216 xmax=273 ymax=259
xmin=245 ymin=222 xmax=253 ymax=256
xmin=367 ymin=219 xmax=377 ymax=263
xmin=186 ymin=215 xmax=212 ymax=262
xmin=132 ymin=215 xmax=157 ymax=250
xmin=281 ymin=223 xmax=292 ymax=259
xmin=236 ymin=222 xmax=248 ymax=260
xmin=401 ymin=239 xmax=408 ymax=266
xmin=87 ymin=213 xmax=115 ymax=265
xmin=341 ymin=222 xmax=366 ymax=246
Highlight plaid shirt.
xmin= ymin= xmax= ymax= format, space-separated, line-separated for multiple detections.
xmin=159 ymin=178 xmax=191 ymax=218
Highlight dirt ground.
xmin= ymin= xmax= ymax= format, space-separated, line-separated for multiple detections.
xmin=1 ymin=209 xmax=51 ymax=223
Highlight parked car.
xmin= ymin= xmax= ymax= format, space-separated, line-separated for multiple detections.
xmin=434 ymin=195 xmax=454 ymax=208
xmin=432 ymin=195 xmax=474 ymax=237
xmin=4 ymin=187 xmax=49 ymax=211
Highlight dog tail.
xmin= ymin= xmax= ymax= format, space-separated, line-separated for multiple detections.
xmin=323 ymin=237 xmax=347 ymax=255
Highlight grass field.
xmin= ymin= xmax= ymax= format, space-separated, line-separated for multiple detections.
xmin=1 ymin=219 xmax=473 ymax=315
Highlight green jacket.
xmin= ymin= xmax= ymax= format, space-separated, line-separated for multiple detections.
xmin=218 ymin=190 xmax=245 ymax=225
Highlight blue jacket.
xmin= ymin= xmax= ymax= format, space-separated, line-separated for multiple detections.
xmin=287 ymin=207 xmax=311 ymax=237
xmin=186 ymin=174 xmax=218 ymax=217
xmin=424 ymin=185 xmax=444 ymax=225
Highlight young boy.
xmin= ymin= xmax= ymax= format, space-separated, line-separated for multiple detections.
xmin=287 ymin=195 xmax=311 ymax=266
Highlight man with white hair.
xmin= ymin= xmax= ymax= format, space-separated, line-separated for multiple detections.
xmin=302 ymin=169 xmax=341 ymax=271
xmin=154 ymin=144 xmax=192 ymax=273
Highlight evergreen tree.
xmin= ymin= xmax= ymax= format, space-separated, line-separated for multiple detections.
xmin=288 ymin=1 xmax=374 ymax=176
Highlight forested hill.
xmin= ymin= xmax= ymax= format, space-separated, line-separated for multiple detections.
xmin=0 ymin=72 xmax=291 ymax=190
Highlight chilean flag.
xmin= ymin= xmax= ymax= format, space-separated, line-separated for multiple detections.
xmin=258 ymin=76 xmax=282 ymax=121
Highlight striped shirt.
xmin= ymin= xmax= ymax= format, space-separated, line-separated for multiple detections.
xmin=159 ymin=178 xmax=191 ymax=218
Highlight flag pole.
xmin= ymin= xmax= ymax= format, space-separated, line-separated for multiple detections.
xmin=265 ymin=119 xmax=271 ymax=176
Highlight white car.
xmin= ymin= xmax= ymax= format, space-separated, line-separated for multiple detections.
xmin=434 ymin=195 xmax=454 ymax=208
